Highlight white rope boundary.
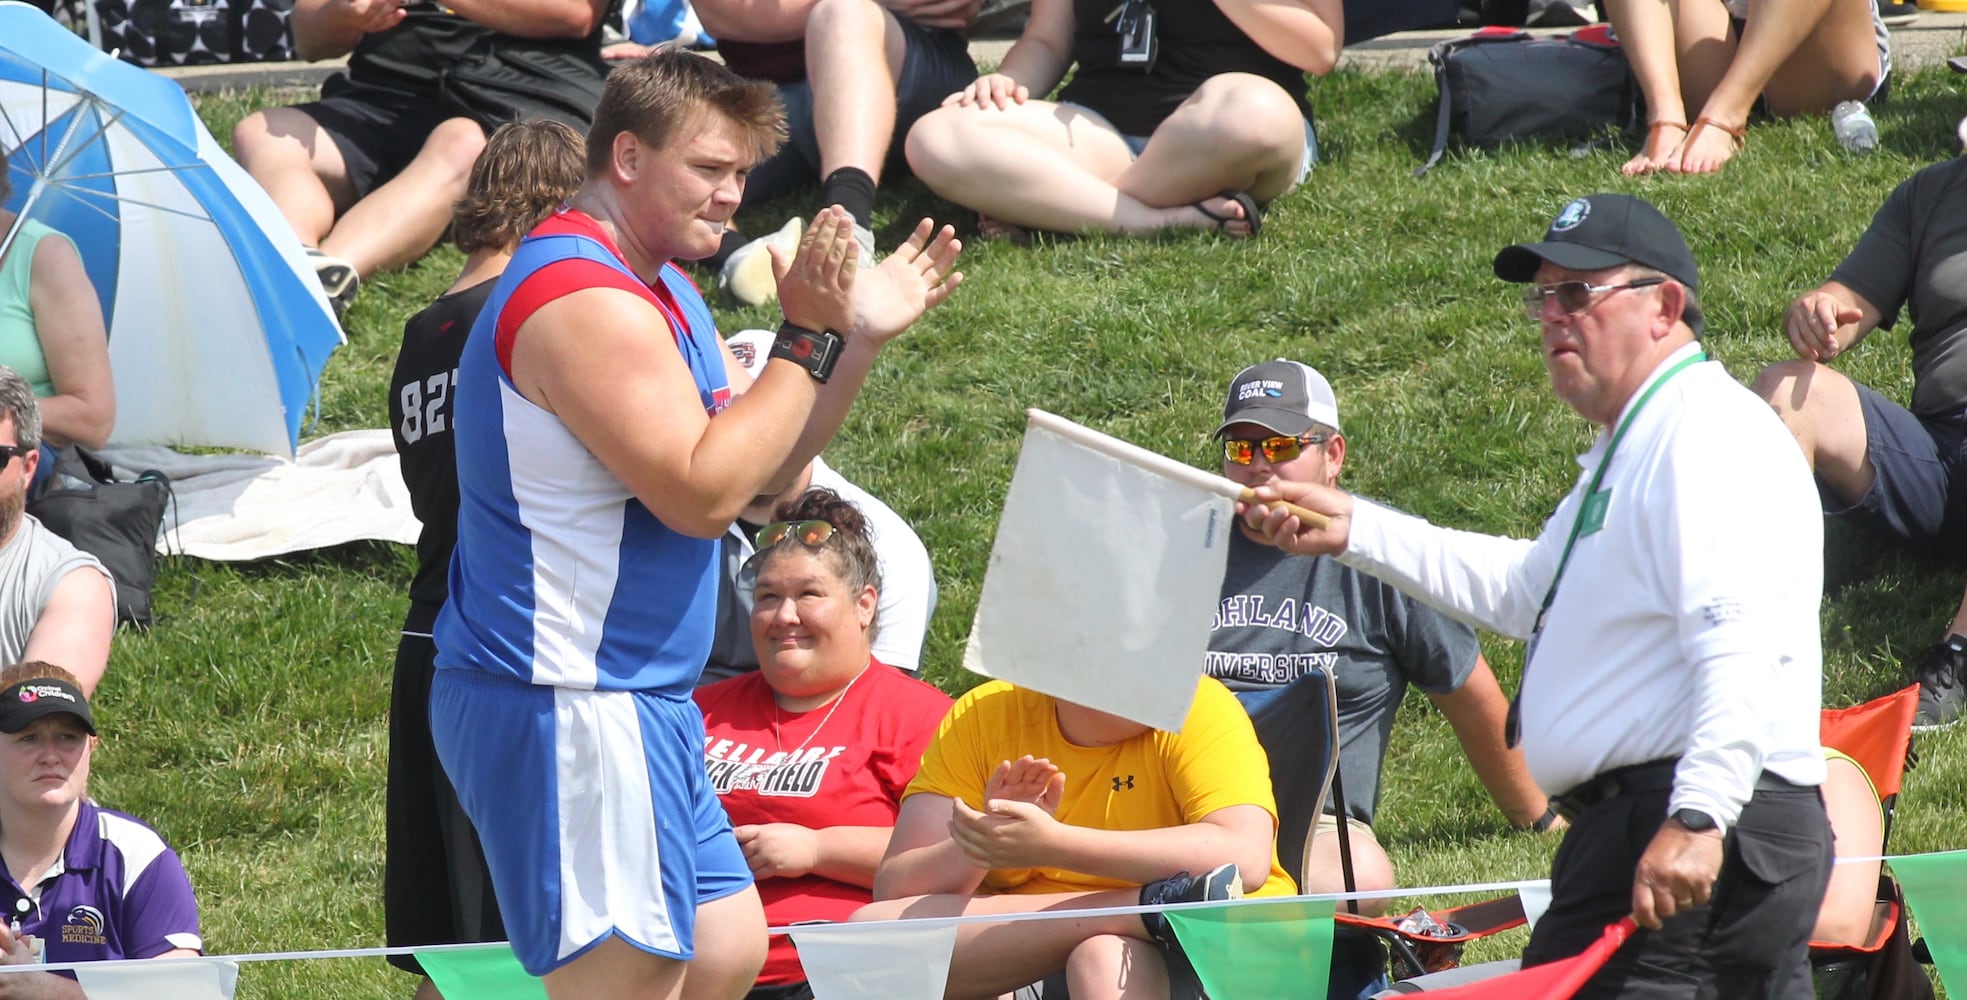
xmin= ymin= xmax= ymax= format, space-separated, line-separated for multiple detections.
xmin=0 ymin=852 xmax=1919 ymax=976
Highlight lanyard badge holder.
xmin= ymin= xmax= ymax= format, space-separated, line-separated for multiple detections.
xmin=1108 ymin=0 xmax=1158 ymax=71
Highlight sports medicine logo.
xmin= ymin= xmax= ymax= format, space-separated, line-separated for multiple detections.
xmin=61 ymin=905 xmax=106 ymax=946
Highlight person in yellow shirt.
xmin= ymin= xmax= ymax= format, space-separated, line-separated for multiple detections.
xmin=856 ymin=676 xmax=1294 ymax=1000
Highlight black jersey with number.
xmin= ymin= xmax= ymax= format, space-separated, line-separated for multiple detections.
xmin=390 ymin=279 xmax=496 ymax=632
xmin=1055 ymin=0 xmax=1314 ymax=138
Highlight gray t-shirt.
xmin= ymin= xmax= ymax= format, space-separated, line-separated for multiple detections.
xmin=1206 ymin=530 xmax=1480 ymax=823
xmin=0 ymin=515 xmax=109 ymax=664
xmin=1830 ymin=156 xmax=1967 ymax=416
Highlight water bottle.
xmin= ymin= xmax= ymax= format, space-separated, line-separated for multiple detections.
xmin=1832 ymin=101 xmax=1879 ymax=154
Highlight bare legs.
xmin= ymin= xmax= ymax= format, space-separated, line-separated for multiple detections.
xmin=1605 ymin=0 xmax=1881 ymax=174
xmin=805 ymin=0 xmax=912 ymax=183
xmin=539 ymin=886 xmax=766 ymax=1000
xmin=234 ymin=110 xmax=487 ymax=277
xmin=852 ymin=889 xmax=1166 ymax=1000
xmin=905 ymin=73 xmax=1305 ymax=237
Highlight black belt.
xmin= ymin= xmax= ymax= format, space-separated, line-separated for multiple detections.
xmin=1550 ymin=758 xmax=1801 ymax=822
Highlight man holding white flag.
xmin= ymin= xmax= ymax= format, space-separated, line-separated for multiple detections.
xmin=1244 ymin=194 xmax=1831 ymax=998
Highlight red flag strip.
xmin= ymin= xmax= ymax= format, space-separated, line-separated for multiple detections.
xmin=1400 ymin=917 xmax=1637 ymax=1000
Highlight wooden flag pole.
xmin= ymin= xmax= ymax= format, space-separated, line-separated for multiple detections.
xmin=1234 ymin=488 xmax=1333 ymax=531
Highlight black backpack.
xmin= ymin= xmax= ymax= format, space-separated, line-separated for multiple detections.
xmin=1416 ymin=25 xmax=1641 ymax=177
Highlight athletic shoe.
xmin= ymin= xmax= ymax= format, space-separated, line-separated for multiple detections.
xmin=306 ymin=248 xmax=359 ymax=319
xmin=718 ymin=216 xmax=803 ymax=307
xmin=1912 ymin=634 xmax=1967 ymax=731
xmin=1137 ymin=863 xmax=1241 ymax=947
xmin=853 ymin=223 xmax=877 ymax=268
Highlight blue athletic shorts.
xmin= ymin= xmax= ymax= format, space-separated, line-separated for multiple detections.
xmin=429 ymin=669 xmax=753 ymax=976
xmin=1829 ymin=380 xmax=1967 ymax=556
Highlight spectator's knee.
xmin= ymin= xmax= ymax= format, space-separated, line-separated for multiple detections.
xmin=422 ymin=118 xmax=490 ymax=182
xmin=1189 ymin=75 xmax=1303 ymax=160
xmin=231 ymin=110 xmax=277 ymax=167
xmin=1751 ymin=358 xmax=1821 ymax=412
xmin=904 ymin=107 xmax=968 ymax=186
xmin=807 ymin=0 xmax=887 ymax=46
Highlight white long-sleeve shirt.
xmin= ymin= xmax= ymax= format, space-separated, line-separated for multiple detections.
xmin=1337 ymin=344 xmax=1825 ymax=833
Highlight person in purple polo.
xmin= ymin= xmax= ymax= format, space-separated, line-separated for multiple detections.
xmin=0 ymin=661 xmax=200 ymax=985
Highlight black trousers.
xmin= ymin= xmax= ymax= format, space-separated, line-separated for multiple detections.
xmin=1524 ymin=781 xmax=1831 ymax=999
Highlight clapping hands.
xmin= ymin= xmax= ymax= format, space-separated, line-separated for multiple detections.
xmin=948 ymin=756 xmax=1066 ymax=870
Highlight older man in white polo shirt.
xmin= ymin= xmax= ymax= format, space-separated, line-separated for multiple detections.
xmin=1242 ymin=193 xmax=1831 ymax=997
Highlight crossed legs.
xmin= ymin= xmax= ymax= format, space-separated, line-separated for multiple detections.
xmin=234 ymin=108 xmax=487 ymax=277
xmin=905 ymin=73 xmax=1305 ymax=237
xmin=1607 ymin=0 xmax=1881 ymax=174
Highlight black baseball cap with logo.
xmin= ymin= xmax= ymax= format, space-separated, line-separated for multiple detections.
xmin=1215 ymin=360 xmax=1341 ymax=439
xmin=0 ymin=678 xmax=95 ymax=735
xmin=1493 ymin=194 xmax=1704 ymax=333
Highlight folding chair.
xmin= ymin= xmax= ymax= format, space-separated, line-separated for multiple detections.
xmin=1239 ymin=668 xmax=1528 ymax=993
xmin=1812 ymin=685 xmax=1933 ymax=1000
xmin=1236 ymin=665 xmax=1341 ymax=895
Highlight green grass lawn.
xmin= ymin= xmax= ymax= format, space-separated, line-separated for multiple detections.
xmin=152 ymin=63 xmax=1967 ymax=996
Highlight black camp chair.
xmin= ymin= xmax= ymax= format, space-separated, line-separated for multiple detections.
xmin=1239 ymin=670 xmax=1530 ymax=995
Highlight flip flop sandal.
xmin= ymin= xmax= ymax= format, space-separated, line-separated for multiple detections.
xmin=1688 ymin=116 xmax=1747 ymax=154
xmin=1194 ymin=190 xmax=1263 ymax=237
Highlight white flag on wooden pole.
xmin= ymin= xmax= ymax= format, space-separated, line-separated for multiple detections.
xmin=964 ymin=409 xmax=1240 ymax=732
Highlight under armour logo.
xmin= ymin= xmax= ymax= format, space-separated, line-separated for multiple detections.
xmin=1111 ymin=775 xmax=1135 ymax=791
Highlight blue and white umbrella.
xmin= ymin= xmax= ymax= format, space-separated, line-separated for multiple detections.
xmin=0 ymin=0 xmax=342 ymax=456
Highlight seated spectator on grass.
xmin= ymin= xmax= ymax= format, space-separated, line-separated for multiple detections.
xmin=700 ymin=330 xmax=937 ymax=683
xmin=901 ymin=0 xmax=1340 ymax=240
xmin=231 ymin=0 xmax=613 ymax=314
xmin=1752 ymin=156 xmax=1967 ymax=729
xmin=854 ymin=677 xmax=1295 ymax=1000
xmin=695 ymin=487 xmax=954 ymax=1000
xmin=0 ymin=661 xmax=201 ymax=983
xmin=0 ymin=147 xmax=116 ymax=460
xmin=0 ymin=368 xmax=110 ymax=697
xmin=690 ymin=0 xmax=980 ymax=305
xmin=1208 ymin=360 xmax=1555 ymax=912
xmin=384 ymin=118 xmax=585 ymax=1000
xmin=1607 ymin=0 xmax=1887 ymax=175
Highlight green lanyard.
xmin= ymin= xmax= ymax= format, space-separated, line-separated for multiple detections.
xmin=1505 ymin=350 xmax=1707 ymax=748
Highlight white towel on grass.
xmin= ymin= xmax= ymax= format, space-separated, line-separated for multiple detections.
xmin=97 ymin=429 xmax=419 ymax=562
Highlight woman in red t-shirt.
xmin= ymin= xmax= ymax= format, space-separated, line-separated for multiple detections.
xmin=695 ymin=487 xmax=954 ymax=1000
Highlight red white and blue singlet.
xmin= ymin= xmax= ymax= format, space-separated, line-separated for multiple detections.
xmin=434 ymin=209 xmax=735 ymax=697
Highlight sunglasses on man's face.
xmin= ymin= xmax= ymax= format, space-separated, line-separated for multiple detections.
xmin=754 ymin=519 xmax=835 ymax=551
xmin=0 ymin=445 xmax=31 ymax=467
xmin=1520 ymin=277 xmax=1666 ymax=320
xmin=1222 ymin=433 xmax=1329 ymax=466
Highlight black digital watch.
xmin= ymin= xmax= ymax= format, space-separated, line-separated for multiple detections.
xmin=1670 ymin=808 xmax=1717 ymax=832
xmin=769 ymin=322 xmax=843 ymax=383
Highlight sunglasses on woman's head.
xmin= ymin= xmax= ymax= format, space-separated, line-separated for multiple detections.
xmin=755 ymin=519 xmax=835 ymax=551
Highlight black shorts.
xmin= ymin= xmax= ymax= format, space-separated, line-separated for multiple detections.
xmin=384 ymin=628 xmax=505 ymax=976
xmin=1524 ymin=780 xmax=1831 ymax=999
xmin=290 ymin=76 xmax=475 ymax=201
xmin=1828 ymin=381 xmax=1967 ymax=558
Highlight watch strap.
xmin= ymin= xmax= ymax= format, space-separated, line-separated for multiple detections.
xmin=769 ymin=323 xmax=843 ymax=383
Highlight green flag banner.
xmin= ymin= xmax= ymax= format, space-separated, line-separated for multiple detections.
xmin=1890 ymin=850 xmax=1967 ymax=996
xmin=1167 ymin=896 xmax=1335 ymax=999
xmin=415 ymin=944 xmax=548 ymax=1000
